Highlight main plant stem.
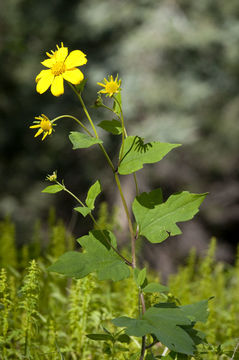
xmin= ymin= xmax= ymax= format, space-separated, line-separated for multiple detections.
xmin=139 ymin=291 xmax=146 ymax=360
xmin=114 ymin=173 xmax=136 ymax=268
xmin=73 ymin=87 xmax=146 ymax=358
xmin=75 ymin=90 xmax=136 ymax=267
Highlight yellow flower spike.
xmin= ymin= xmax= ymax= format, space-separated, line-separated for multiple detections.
xmin=30 ymin=114 xmax=55 ymax=141
xmin=97 ymin=75 xmax=121 ymax=97
xmin=36 ymin=43 xmax=87 ymax=96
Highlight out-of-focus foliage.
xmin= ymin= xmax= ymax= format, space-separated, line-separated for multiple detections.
xmin=1 ymin=0 xmax=239 ymax=250
xmin=0 ymin=218 xmax=239 ymax=359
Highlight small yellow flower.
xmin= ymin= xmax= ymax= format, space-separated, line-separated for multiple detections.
xmin=30 ymin=114 xmax=55 ymax=141
xmin=36 ymin=43 xmax=87 ymax=97
xmin=97 ymin=75 xmax=121 ymax=97
xmin=46 ymin=171 xmax=57 ymax=182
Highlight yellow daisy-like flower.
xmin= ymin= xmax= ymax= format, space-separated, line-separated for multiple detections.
xmin=36 ymin=43 xmax=87 ymax=97
xmin=30 ymin=114 xmax=55 ymax=141
xmin=97 ymin=75 xmax=121 ymax=97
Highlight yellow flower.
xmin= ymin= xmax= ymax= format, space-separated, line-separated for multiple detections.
xmin=46 ymin=171 xmax=57 ymax=182
xmin=97 ymin=75 xmax=121 ymax=97
xmin=36 ymin=43 xmax=87 ymax=96
xmin=30 ymin=114 xmax=55 ymax=141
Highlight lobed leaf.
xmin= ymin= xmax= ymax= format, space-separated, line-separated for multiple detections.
xmin=48 ymin=230 xmax=130 ymax=281
xmin=113 ymin=304 xmax=197 ymax=355
xmin=132 ymin=189 xmax=207 ymax=243
xmin=69 ymin=131 xmax=103 ymax=149
xmin=180 ymin=299 xmax=209 ymax=323
xmin=118 ymin=136 xmax=180 ymax=175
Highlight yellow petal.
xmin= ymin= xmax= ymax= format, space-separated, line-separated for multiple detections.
xmin=62 ymin=69 xmax=84 ymax=85
xmin=97 ymin=82 xmax=106 ymax=87
xmin=42 ymin=132 xmax=48 ymax=141
xmin=36 ymin=69 xmax=52 ymax=82
xmin=36 ymin=71 xmax=54 ymax=94
xmin=51 ymin=75 xmax=64 ymax=96
xmin=41 ymin=58 xmax=56 ymax=68
xmin=65 ymin=50 xmax=87 ymax=69
xmin=55 ymin=46 xmax=68 ymax=62
xmin=35 ymin=128 xmax=43 ymax=137
xmin=30 ymin=124 xmax=41 ymax=129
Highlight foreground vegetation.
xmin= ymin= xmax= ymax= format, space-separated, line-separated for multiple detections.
xmin=0 ymin=215 xmax=238 ymax=359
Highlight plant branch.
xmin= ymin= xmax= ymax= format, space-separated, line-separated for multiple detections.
xmin=57 ymin=181 xmax=132 ymax=266
xmin=52 ymin=115 xmax=93 ymax=137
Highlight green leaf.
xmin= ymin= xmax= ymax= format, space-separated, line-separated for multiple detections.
xmin=74 ymin=206 xmax=91 ymax=217
xmin=48 ymin=230 xmax=130 ymax=281
xmin=113 ymin=91 xmax=122 ymax=116
xmin=134 ymin=268 xmax=147 ymax=287
xmin=180 ymin=300 xmax=209 ymax=323
xmin=98 ymin=120 xmax=122 ymax=135
xmin=86 ymin=180 xmax=101 ymax=210
xmin=86 ymin=333 xmax=114 ymax=342
xmin=112 ymin=305 xmax=196 ymax=355
xmin=42 ymin=184 xmax=63 ymax=194
xmin=118 ymin=136 xmax=180 ymax=175
xmin=142 ymin=282 xmax=169 ymax=293
xmin=69 ymin=132 xmax=103 ymax=149
xmin=74 ymin=78 xmax=87 ymax=93
xmin=116 ymin=334 xmax=131 ymax=344
xmin=132 ymin=189 xmax=207 ymax=243
xmin=164 ymin=353 xmax=188 ymax=359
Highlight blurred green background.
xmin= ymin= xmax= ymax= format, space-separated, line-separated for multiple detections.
xmin=1 ymin=0 xmax=239 ymax=272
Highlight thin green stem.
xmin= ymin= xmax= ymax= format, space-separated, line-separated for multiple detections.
xmin=68 ymin=85 xmax=136 ymax=266
xmin=133 ymin=173 xmax=140 ymax=196
xmin=69 ymin=84 xmax=116 ymax=172
xmin=69 ymin=83 xmax=99 ymax=138
xmin=98 ymin=143 xmax=115 ymax=172
xmin=57 ymin=181 xmax=132 ymax=266
xmin=100 ymin=103 xmax=121 ymax=121
xmin=113 ymin=95 xmax=126 ymax=164
xmin=52 ymin=115 xmax=93 ymax=137
xmin=139 ymin=291 xmax=146 ymax=360
xmin=114 ymin=173 xmax=136 ymax=268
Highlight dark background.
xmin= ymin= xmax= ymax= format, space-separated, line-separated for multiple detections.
xmin=1 ymin=0 xmax=239 ymax=274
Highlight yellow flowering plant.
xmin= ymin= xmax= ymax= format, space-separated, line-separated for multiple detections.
xmin=32 ymin=44 xmax=209 ymax=359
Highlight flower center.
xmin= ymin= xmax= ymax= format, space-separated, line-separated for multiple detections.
xmin=40 ymin=119 xmax=52 ymax=131
xmin=51 ymin=61 xmax=66 ymax=76
xmin=106 ymin=82 xmax=118 ymax=93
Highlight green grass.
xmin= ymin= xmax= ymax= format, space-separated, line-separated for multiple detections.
xmin=0 ymin=213 xmax=239 ymax=359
